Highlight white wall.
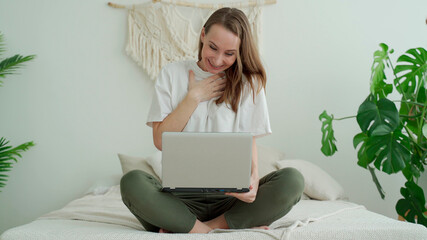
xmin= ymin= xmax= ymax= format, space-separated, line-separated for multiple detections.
xmin=0 ymin=0 xmax=426 ymax=234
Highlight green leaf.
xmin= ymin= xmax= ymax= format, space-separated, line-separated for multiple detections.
xmin=402 ymin=163 xmax=417 ymax=181
xmin=394 ymin=48 xmax=427 ymax=98
xmin=370 ymin=43 xmax=393 ymax=99
xmin=353 ymin=132 xmax=374 ymax=168
xmin=396 ymin=181 xmax=427 ymax=226
xmin=0 ymin=32 xmax=35 ymax=87
xmin=0 ymin=138 xmax=35 ymax=159
xmin=401 ymin=151 xmax=425 ymax=182
xmin=0 ymin=137 xmax=35 ymax=191
xmin=357 ymin=96 xmax=399 ymax=136
xmin=365 ymin=129 xmax=411 ymax=174
xmin=353 ymin=132 xmax=368 ymax=149
xmin=408 ymin=151 xmax=425 ymax=180
xmin=0 ymin=54 xmax=36 ymax=81
xmin=399 ymin=100 xmax=420 ymax=134
xmin=319 ymin=110 xmax=337 ymax=156
xmin=0 ymin=165 xmax=13 ymax=170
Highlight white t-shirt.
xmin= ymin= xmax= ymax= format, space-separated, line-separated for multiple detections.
xmin=146 ymin=60 xmax=272 ymax=138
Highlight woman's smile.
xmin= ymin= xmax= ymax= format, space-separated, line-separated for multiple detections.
xmin=208 ymin=59 xmax=224 ymax=70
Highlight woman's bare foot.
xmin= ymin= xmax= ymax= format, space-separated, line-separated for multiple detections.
xmin=251 ymin=226 xmax=270 ymax=230
xmin=159 ymin=228 xmax=172 ymax=233
xmin=203 ymin=214 xmax=269 ymax=231
xmin=159 ymin=220 xmax=212 ymax=234
xmin=189 ymin=220 xmax=213 ymax=233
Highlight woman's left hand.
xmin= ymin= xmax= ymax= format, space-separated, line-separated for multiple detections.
xmin=225 ymin=174 xmax=259 ymax=203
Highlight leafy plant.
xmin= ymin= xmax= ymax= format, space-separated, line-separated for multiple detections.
xmin=0 ymin=32 xmax=35 ymax=192
xmin=320 ymin=43 xmax=427 ymax=226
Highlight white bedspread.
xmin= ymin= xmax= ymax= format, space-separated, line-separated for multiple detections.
xmin=1 ymin=185 xmax=426 ymax=240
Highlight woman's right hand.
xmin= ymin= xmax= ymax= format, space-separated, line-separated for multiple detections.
xmin=187 ymin=70 xmax=226 ymax=103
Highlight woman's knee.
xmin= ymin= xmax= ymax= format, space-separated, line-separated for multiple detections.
xmin=274 ymin=167 xmax=305 ymax=202
xmin=120 ymin=170 xmax=156 ymax=199
xmin=121 ymin=169 xmax=144 ymax=187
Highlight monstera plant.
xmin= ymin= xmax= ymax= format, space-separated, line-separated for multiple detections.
xmin=0 ymin=32 xmax=35 ymax=192
xmin=319 ymin=43 xmax=427 ymax=226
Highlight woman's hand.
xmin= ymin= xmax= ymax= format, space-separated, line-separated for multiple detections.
xmin=187 ymin=70 xmax=226 ymax=103
xmin=225 ymin=174 xmax=260 ymax=203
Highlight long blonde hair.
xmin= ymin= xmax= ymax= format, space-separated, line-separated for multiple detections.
xmin=198 ymin=7 xmax=266 ymax=113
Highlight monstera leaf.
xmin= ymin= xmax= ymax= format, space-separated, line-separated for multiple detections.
xmin=394 ymin=47 xmax=427 ymax=98
xmin=396 ymin=181 xmax=427 ymax=227
xmin=402 ymin=154 xmax=423 ymax=181
xmin=356 ymin=96 xmax=399 ymax=136
xmin=370 ymin=43 xmax=393 ymax=99
xmin=365 ymin=128 xmax=411 ymax=174
xmin=319 ymin=110 xmax=337 ymax=156
xmin=353 ymin=132 xmax=372 ymax=168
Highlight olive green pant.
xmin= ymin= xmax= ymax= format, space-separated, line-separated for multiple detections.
xmin=120 ymin=167 xmax=304 ymax=233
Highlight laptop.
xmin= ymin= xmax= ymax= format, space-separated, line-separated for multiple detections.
xmin=161 ymin=132 xmax=252 ymax=193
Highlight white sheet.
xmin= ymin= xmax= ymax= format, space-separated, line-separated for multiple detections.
xmin=1 ymin=185 xmax=426 ymax=240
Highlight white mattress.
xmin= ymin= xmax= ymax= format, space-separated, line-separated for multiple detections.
xmin=1 ymin=185 xmax=426 ymax=240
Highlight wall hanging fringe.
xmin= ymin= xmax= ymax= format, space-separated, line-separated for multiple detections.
xmin=108 ymin=0 xmax=276 ymax=81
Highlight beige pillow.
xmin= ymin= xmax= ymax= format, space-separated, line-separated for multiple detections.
xmin=257 ymin=144 xmax=284 ymax=177
xmin=300 ymin=193 xmax=311 ymax=200
xmin=275 ymin=159 xmax=346 ymax=201
xmin=146 ymin=150 xmax=162 ymax=179
xmin=117 ymin=153 xmax=160 ymax=181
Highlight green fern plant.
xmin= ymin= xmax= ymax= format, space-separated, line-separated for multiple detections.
xmin=0 ymin=32 xmax=35 ymax=192
xmin=320 ymin=43 xmax=427 ymax=226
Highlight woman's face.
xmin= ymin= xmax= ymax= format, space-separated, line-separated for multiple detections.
xmin=198 ymin=24 xmax=240 ymax=74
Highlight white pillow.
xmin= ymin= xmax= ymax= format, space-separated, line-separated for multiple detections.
xmin=275 ymin=159 xmax=346 ymax=201
xmin=117 ymin=153 xmax=160 ymax=181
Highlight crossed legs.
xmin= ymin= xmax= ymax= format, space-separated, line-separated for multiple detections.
xmin=120 ymin=168 xmax=304 ymax=233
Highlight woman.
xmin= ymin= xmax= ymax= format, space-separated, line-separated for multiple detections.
xmin=120 ymin=7 xmax=304 ymax=234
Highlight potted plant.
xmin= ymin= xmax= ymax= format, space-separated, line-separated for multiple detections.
xmin=319 ymin=43 xmax=427 ymax=226
xmin=0 ymin=32 xmax=35 ymax=192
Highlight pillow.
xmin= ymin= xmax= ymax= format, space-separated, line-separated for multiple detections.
xmin=275 ymin=159 xmax=346 ymax=201
xmin=300 ymin=193 xmax=311 ymax=200
xmin=146 ymin=150 xmax=162 ymax=179
xmin=84 ymin=174 xmax=122 ymax=195
xmin=117 ymin=153 xmax=160 ymax=181
xmin=257 ymin=144 xmax=284 ymax=177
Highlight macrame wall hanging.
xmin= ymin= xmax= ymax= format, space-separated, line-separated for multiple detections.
xmin=108 ymin=0 xmax=276 ymax=81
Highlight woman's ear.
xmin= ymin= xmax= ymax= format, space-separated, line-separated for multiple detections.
xmin=200 ymin=27 xmax=205 ymax=42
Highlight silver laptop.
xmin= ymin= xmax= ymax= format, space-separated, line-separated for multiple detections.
xmin=161 ymin=132 xmax=252 ymax=193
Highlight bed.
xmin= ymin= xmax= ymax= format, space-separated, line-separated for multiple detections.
xmin=1 ymin=146 xmax=426 ymax=240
